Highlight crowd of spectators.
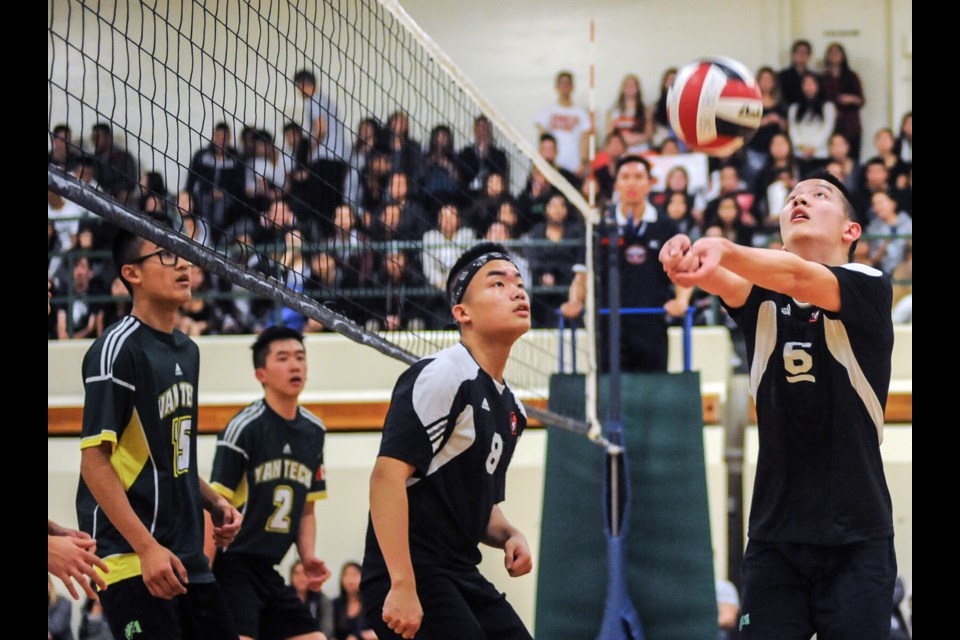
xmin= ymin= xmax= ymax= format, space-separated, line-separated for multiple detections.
xmin=48 ymin=45 xmax=912 ymax=340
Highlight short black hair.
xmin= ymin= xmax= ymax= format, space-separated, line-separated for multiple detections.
xmin=445 ymin=241 xmax=512 ymax=307
xmin=213 ymin=121 xmax=231 ymax=133
xmin=293 ymin=69 xmax=316 ymax=86
xmin=111 ymin=215 xmax=174 ymax=295
xmin=615 ymin=154 xmax=652 ymax=176
xmin=52 ymin=124 xmax=71 ymax=137
xmin=801 ymin=169 xmax=862 ymax=260
xmin=539 ymin=133 xmax=557 ymax=146
xmin=252 ymin=325 xmax=305 ymax=369
xmin=791 ymin=39 xmax=812 ymax=54
xmin=112 ymin=229 xmax=145 ymax=295
xmin=91 ymin=122 xmax=113 ymax=136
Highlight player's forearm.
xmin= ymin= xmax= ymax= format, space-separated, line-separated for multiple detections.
xmin=711 ymin=238 xmax=839 ymax=310
xmin=680 ymin=263 xmax=750 ymax=307
xmin=297 ymin=503 xmax=318 ymax=561
xmin=48 ymin=519 xmax=66 ymax=536
xmin=672 ymin=285 xmax=694 ymax=307
xmin=80 ymin=445 xmax=157 ymax=554
xmin=369 ymin=460 xmax=416 ymax=586
xmin=482 ymin=504 xmax=519 ymax=549
xmin=199 ymin=477 xmax=229 ymax=514
xmin=568 ymin=272 xmax=586 ymax=305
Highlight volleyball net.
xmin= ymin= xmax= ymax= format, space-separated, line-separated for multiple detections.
xmin=47 ymin=0 xmax=602 ymax=437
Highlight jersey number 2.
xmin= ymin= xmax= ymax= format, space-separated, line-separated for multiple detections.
xmin=267 ymin=485 xmax=293 ymax=533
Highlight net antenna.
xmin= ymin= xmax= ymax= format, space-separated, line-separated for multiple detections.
xmin=48 ymin=0 xmax=602 ymax=440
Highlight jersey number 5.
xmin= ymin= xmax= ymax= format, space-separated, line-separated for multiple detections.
xmin=172 ymin=417 xmax=191 ymax=477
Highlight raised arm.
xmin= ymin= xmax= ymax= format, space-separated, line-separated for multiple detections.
xmin=662 ymin=235 xmax=842 ymax=311
xmin=369 ymin=455 xmax=422 ymax=639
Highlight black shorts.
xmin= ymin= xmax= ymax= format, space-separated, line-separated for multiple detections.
xmin=99 ymin=576 xmax=237 ymax=640
xmin=213 ymin=551 xmax=319 ymax=639
xmin=362 ymin=568 xmax=532 ymax=640
xmin=739 ymin=537 xmax=897 ymax=640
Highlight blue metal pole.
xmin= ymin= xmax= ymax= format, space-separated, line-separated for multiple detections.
xmin=596 ymin=211 xmax=645 ymax=640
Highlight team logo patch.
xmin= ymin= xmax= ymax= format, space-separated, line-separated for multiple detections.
xmin=809 ymin=310 xmax=821 ymax=323
xmin=624 ymin=244 xmax=647 ymax=265
xmin=125 ymin=620 xmax=143 ymax=639
xmin=315 ymin=464 xmax=326 ymax=481
xmin=510 ymin=411 xmax=518 ymax=436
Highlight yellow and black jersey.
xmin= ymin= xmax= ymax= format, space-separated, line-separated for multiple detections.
xmin=75 ymin=316 xmax=212 ymax=586
xmin=210 ymin=399 xmax=327 ymax=563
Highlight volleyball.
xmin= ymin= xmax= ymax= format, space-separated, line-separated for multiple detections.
xmin=667 ymin=56 xmax=763 ymax=156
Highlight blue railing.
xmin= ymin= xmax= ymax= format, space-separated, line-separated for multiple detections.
xmin=558 ymin=305 xmax=695 ymax=373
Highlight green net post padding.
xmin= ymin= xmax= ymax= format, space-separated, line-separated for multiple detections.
xmin=536 ymin=371 xmax=718 ymax=640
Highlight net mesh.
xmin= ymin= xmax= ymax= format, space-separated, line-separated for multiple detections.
xmin=48 ymin=0 xmax=599 ymax=434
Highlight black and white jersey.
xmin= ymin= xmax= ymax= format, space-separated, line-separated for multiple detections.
xmin=210 ymin=400 xmax=327 ymax=563
xmin=362 ymin=343 xmax=527 ymax=578
xmin=75 ymin=316 xmax=213 ymax=585
xmin=725 ymin=264 xmax=894 ymax=545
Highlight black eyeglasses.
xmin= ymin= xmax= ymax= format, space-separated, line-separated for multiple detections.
xmin=127 ymin=248 xmax=183 ymax=267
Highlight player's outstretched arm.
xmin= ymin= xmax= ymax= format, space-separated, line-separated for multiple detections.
xmin=48 ymin=525 xmax=109 ymax=601
xmin=297 ymin=501 xmax=331 ymax=591
xmin=677 ymin=237 xmax=842 ymax=311
xmin=81 ymin=443 xmax=188 ymax=600
xmin=483 ymin=504 xmax=532 ymax=578
xmin=200 ymin=478 xmax=242 ymax=549
xmin=369 ymin=455 xmax=422 ymax=640
xmin=660 ymin=235 xmax=753 ymax=308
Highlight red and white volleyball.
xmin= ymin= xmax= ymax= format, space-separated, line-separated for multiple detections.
xmin=667 ymin=56 xmax=763 ymax=156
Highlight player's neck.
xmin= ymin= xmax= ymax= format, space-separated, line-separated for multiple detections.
xmin=130 ymin=299 xmax=178 ymax=333
xmin=264 ymin=390 xmax=299 ymax=421
xmin=460 ymin=335 xmax=515 ymax=384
